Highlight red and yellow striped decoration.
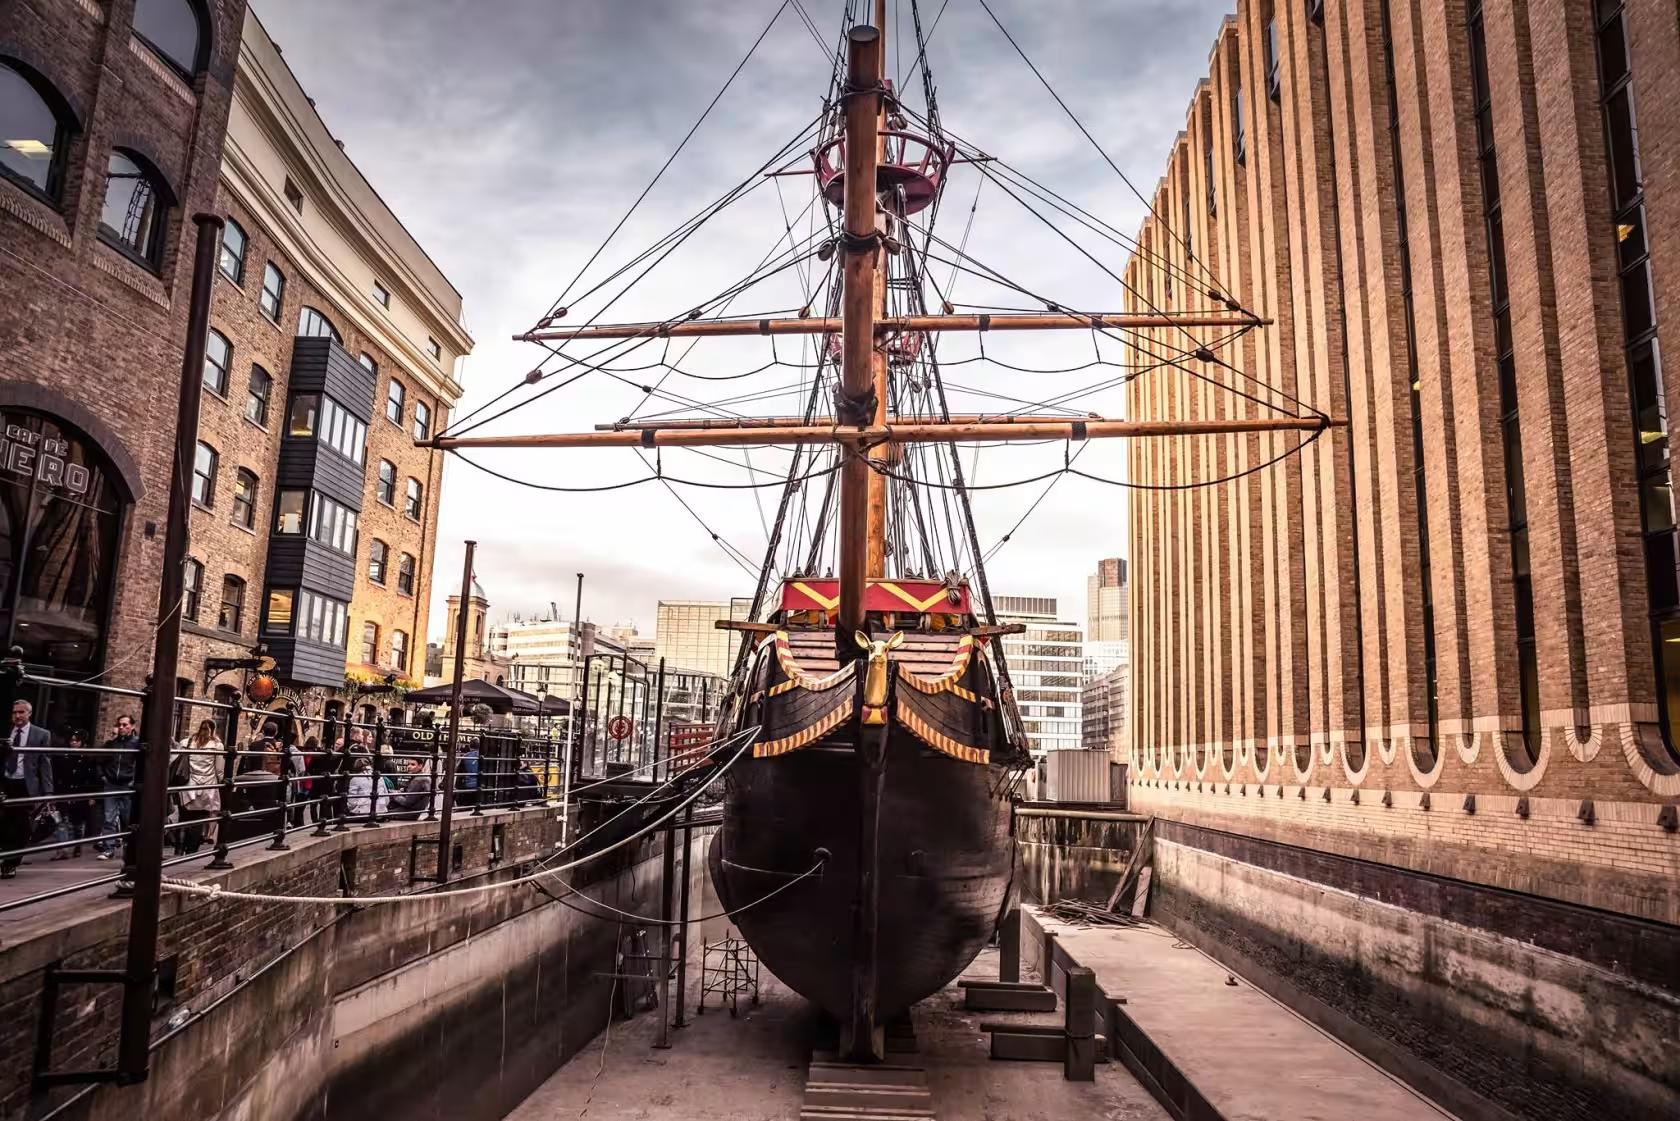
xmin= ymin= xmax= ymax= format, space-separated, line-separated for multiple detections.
xmin=753 ymin=698 xmax=856 ymax=758
xmin=771 ymin=631 xmax=856 ymax=691
xmin=895 ymin=634 xmax=975 ymax=695
xmin=895 ymin=698 xmax=989 ymax=764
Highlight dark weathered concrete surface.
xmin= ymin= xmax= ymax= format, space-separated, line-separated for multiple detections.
xmin=505 ymin=943 xmax=1169 ymax=1121
xmin=1027 ymin=907 xmax=1457 ymax=1121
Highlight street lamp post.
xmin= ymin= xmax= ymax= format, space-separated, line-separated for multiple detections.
xmin=560 ymin=571 xmax=583 ymax=840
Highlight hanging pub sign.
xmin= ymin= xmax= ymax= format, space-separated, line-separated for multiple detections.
xmin=247 ymin=673 xmax=278 ymax=704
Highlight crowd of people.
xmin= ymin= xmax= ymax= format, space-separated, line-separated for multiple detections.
xmin=0 ymin=700 xmax=551 ymax=879
xmin=1 ymin=700 xmax=143 ymax=876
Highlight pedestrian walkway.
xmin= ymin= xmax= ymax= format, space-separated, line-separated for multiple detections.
xmin=0 ymin=846 xmax=138 ymax=947
xmin=1026 ymin=907 xmax=1457 ymax=1121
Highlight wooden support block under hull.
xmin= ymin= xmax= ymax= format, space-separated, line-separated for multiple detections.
xmin=958 ymin=978 xmax=1059 ymax=1012
xmin=984 ymin=1027 xmax=1109 ymax=1064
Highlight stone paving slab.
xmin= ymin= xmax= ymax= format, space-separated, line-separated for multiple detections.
xmin=1028 ymin=907 xmax=1458 ymax=1121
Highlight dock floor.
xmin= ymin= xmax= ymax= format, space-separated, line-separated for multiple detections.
xmin=1030 ymin=908 xmax=1457 ymax=1121
xmin=504 ymin=943 xmax=1170 ymax=1120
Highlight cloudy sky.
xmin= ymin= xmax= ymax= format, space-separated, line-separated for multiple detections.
xmin=254 ymin=0 xmax=1232 ymax=641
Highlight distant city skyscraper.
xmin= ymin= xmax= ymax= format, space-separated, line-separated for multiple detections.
xmin=993 ymin=595 xmax=1084 ymax=756
xmin=1087 ymin=557 xmax=1129 ymax=643
xmin=654 ymin=598 xmax=754 ymax=677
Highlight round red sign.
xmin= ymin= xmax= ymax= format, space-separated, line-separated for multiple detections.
xmin=607 ymin=715 xmax=633 ymax=741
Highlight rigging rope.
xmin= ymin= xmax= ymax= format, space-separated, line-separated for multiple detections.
xmin=971 ymin=0 xmax=1228 ymax=299
xmin=538 ymin=0 xmax=796 ymax=322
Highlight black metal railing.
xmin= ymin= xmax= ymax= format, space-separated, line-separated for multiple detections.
xmin=0 ymin=670 xmax=570 ymax=916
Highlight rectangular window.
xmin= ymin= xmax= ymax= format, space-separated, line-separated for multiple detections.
xmin=288 ymin=393 xmax=320 ymax=437
xmin=307 ymin=491 xmax=359 ymax=556
xmin=263 ymin=587 xmax=295 ymax=634
xmin=283 ymin=177 xmax=304 ymax=213
xmin=372 ymin=279 xmax=390 ymax=307
xmin=288 ymin=393 xmax=366 ymax=463
xmin=245 ymin=366 xmax=272 ymax=426
xmin=275 ymin=489 xmax=306 ymax=535
xmin=319 ymin=396 xmax=367 ymax=464
xmin=1205 ymin=144 xmax=1217 ymax=215
xmin=260 ymin=263 xmax=285 ymax=320
xmin=218 ymin=577 xmax=244 ymax=632
xmin=183 ymin=560 xmax=203 ymax=622
xmin=295 ymin=589 xmax=349 ymax=647
xmin=426 ymin=337 xmax=441 ymax=361
xmin=232 ymin=470 xmax=257 ymax=529
xmin=192 ymin=442 xmax=217 ymax=506
xmin=203 ymin=330 xmax=230 ymax=395
xmin=219 ymin=220 xmax=246 ymax=284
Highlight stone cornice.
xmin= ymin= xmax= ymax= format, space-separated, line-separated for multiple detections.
xmin=220 ymin=143 xmax=463 ymax=408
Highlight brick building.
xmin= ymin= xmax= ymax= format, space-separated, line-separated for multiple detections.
xmin=179 ymin=9 xmax=469 ymax=720
xmin=1122 ymin=3 xmax=1680 ymax=1118
xmin=0 ymin=0 xmax=247 ymax=733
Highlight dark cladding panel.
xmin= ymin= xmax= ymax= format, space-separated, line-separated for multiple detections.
xmin=265 ymin=537 xmax=356 ymax=603
xmin=280 ymin=439 xmax=364 ymax=510
xmin=263 ymin=635 xmax=348 ymax=687
xmin=289 ymin=336 xmax=378 ymax=419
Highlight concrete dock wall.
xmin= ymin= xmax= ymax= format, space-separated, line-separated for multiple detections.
xmin=1149 ymin=822 xmax=1680 ymax=1121
xmin=7 ymin=810 xmax=714 ymax=1121
xmin=1015 ymin=810 xmax=1144 ymax=905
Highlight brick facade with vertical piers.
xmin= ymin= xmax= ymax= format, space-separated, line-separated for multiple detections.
xmin=1123 ymin=3 xmax=1680 ymax=1118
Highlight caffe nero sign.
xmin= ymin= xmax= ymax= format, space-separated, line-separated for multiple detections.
xmin=1 ymin=423 xmax=94 ymax=498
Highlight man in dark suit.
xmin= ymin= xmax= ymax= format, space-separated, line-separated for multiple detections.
xmin=3 ymin=700 xmax=54 ymax=877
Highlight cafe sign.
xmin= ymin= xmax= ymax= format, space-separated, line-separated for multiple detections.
xmin=1 ymin=423 xmax=92 ymax=497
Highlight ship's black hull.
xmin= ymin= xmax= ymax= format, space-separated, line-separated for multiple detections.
xmin=709 ymin=729 xmax=1013 ymax=1019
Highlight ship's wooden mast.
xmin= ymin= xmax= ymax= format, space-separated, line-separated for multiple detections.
xmin=850 ymin=4 xmax=891 ymax=1069
xmin=865 ymin=3 xmax=892 ymax=582
xmin=838 ymin=22 xmax=884 ymax=640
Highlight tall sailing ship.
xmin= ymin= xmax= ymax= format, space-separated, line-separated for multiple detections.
xmin=428 ymin=1 xmax=1322 ymax=1060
